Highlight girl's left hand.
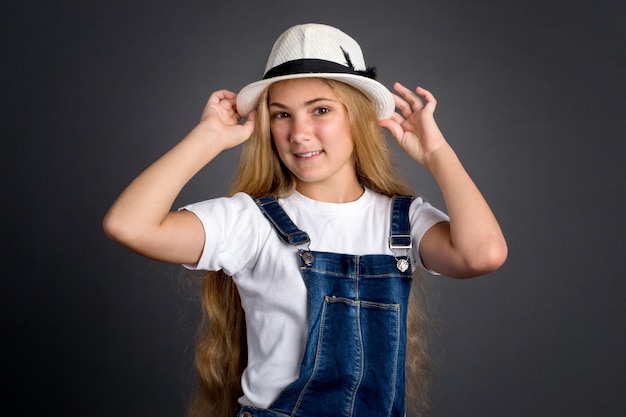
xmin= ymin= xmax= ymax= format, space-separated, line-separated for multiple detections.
xmin=379 ymin=82 xmax=448 ymax=168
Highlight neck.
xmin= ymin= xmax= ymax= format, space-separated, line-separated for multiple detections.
xmin=295 ymin=181 xmax=364 ymax=203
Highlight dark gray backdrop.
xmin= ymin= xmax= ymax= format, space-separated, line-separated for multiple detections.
xmin=3 ymin=0 xmax=625 ymax=416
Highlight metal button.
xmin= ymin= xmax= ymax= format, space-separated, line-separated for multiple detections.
xmin=396 ymin=258 xmax=409 ymax=272
xmin=301 ymin=251 xmax=315 ymax=266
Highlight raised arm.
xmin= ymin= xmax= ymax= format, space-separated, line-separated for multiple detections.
xmin=103 ymin=90 xmax=255 ymax=265
xmin=380 ymin=82 xmax=507 ymax=278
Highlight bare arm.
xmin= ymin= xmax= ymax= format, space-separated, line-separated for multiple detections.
xmin=103 ymin=90 xmax=256 ymax=264
xmin=380 ymin=83 xmax=507 ymax=278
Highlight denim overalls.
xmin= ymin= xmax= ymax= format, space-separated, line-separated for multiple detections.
xmin=236 ymin=195 xmax=415 ymax=417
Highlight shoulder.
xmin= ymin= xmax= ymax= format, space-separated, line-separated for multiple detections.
xmin=409 ymin=196 xmax=449 ymax=223
xmin=182 ymin=192 xmax=257 ymax=212
xmin=180 ymin=193 xmax=275 ymax=273
xmin=368 ymin=190 xmax=448 ymax=231
xmin=181 ymin=192 xmax=271 ymax=239
xmin=181 ymin=192 xmax=266 ymax=223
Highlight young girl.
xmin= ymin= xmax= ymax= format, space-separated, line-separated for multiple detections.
xmin=104 ymin=23 xmax=507 ymax=417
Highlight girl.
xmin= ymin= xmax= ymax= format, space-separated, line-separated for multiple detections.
xmin=104 ymin=23 xmax=507 ymax=417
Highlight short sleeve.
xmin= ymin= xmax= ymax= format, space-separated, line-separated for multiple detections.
xmin=178 ymin=193 xmax=269 ymax=275
xmin=409 ymin=197 xmax=449 ymax=274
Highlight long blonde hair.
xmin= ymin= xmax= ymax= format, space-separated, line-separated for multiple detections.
xmin=187 ymin=79 xmax=434 ymax=417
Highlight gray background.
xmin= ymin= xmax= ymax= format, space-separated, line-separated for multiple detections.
xmin=3 ymin=0 xmax=625 ymax=416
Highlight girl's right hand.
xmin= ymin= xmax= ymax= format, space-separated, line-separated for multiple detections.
xmin=198 ymin=89 xmax=256 ymax=150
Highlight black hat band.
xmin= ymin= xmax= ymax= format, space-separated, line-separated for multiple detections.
xmin=263 ymin=59 xmax=377 ymax=80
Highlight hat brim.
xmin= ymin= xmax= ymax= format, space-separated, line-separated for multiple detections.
xmin=236 ymin=72 xmax=395 ymax=121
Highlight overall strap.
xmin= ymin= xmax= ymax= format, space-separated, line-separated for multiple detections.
xmin=255 ymin=196 xmax=310 ymax=247
xmin=389 ymin=195 xmax=415 ymax=272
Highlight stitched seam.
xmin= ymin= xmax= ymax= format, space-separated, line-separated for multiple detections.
xmin=386 ymin=305 xmax=401 ymax=417
xmin=348 ymin=300 xmax=364 ymax=417
xmin=353 ymin=255 xmax=359 ymax=301
xmin=292 ymin=298 xmax=329 ymax=416
xmin=326 ymin=296 xmax=359 ymax=305
xmin=361 ymin=301 xmax=400 ymax=310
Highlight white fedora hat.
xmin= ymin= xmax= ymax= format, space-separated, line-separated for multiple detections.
xmin=236 ymin=23 xmax=395 ymax=120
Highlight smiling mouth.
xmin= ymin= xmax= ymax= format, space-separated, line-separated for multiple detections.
xmin=295 ymin=150 xmax=323 ymax=158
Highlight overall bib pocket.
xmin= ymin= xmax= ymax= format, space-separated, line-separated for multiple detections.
xmin=289 ymin=295 xmax=401 ymax=416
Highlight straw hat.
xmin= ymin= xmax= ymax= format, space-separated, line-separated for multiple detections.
xmin=236 ymin=23 xmax=395 ymax=120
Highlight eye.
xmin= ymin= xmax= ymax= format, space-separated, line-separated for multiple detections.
xmin=272 ymin=111 xmax=290 ymax=120
xmin=314 ymin=107 xmax=330 ymax=115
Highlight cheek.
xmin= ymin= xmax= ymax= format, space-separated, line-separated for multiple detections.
xmin=324 ymin=120 xmax=353 ymax=148
xmin=271 ymin=131 xmax=291 ymax=157
xmin=270 ymin=122 xmax=288 ymax=141
xmin=325 ymin=116 xmax=351 ymax=136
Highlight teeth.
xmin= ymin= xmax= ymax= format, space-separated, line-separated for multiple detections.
xmin=297 ymin=151 xmax=322 ymax=158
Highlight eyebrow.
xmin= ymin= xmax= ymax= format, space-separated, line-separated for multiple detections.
xmin=268 ymin=97 xmax=336 ymax=108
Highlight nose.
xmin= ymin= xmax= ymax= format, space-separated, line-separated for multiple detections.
xmin=290 ymin=115 xmax=313 ymax=143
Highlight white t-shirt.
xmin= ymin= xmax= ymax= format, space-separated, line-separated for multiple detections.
xmin=182 ymin=188 xmax=448 ymax=408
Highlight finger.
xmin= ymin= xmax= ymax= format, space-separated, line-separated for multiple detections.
xmin=208 ymin=89 xmax=237 ymax=107
xmin=219 ymin=97 xmax=236 ymax=110
xmin=390 ymin=111 xmax=405 ymax=125
xmin=246 ymin=108 xmax=256 ymax=123
xmin=415 ymin=86 xmax=438 ymax=109
xmin=209 ymin=89 xmax=230 ymax=100
xmin=378 ymin=118 xmax=404 ymax=141
xmin=392 ymin=93 xmax=413 ymax=119
xmin=200 ymin=90 xmax=237 ymax=123
xmin=233 ymin=100 xmax=254 ymax=121
xmin=244 ymin=109 xmax=257 ymax=127
xmin=393 ymin=82 xmax=425 ymax=112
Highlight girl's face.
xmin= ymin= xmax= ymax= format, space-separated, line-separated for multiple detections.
xmin=268 ymin=78 xmax=360 ymax=200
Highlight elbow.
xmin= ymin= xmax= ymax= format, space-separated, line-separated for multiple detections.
xmin=102 ymin=211 xmax=123 ymax=243
xmin=102 ymin=211 xmax=137 ymax=247
xmin=467 ymin=239 xmax=508 ymax=276
xmin=451 ymin=239 xmax=507 ymax=279
xmin=479 ymin=242 xmax=508 ymax=273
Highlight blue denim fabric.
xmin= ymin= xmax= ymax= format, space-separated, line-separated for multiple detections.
xmin=241 ymin=196 xmax=414 ymax=417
